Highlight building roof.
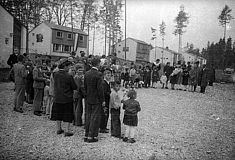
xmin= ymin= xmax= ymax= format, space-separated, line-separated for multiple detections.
xmin=155 ymin=46 xmax=180 ymax=55
xmin=44 ymin=21 xmax=88 ymax=35
xmin=127 ymin=38 xmax=149 ymax=45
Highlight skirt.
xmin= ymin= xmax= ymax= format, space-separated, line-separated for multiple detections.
xmin=51 ymin=102 xmax=74 ymax=123
xmin=123 ymin=114 xmax=138 ymax=126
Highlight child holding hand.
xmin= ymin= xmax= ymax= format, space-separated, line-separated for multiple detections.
xmin=122 ymin=89 xmax=141 ymax=143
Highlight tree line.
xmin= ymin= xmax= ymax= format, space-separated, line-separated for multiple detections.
xmin=0 ymin=0 xmax=123 ymax=55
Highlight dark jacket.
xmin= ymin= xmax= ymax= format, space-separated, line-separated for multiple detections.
xmin=33 ymin=67 xmax=45 ymax=89
xmin=198 ymin=68 xmax=209 ymax=87
xmin=7 ymin=54 xmax=18 ymax=68
xmin=103 ymin=79 xmax=111 ymax=102
xmin=54 ymin=70 xmax=77 ymax=103
xmin=84 ymin=68 xmax=104 ymax=105
xmin=123 ymin=99 xmax=141 ymax=116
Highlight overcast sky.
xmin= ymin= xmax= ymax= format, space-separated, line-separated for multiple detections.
xmin=93 ymin=0 xmax=235 ymax=55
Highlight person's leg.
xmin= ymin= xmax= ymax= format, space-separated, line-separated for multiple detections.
xmin=130 ymin=126 xmax=136 ymax=139
xmin=56 ymin=120 xmax=62 ymax=133
xmin=33 ymin=88 xmax=43 ymax=114
xmin=85 ymin=102 xmax=91 ymax=138
xmin=88 ymin=104 xmax=102 ymax=139
xmin=111 ymin=108 xmax=121 ymax=137
xmin=127 ymin=126 xmax=136 ymax=143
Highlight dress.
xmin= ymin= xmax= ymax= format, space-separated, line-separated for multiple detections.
xmin=182 ymin=68 xmax=189 ymax=85
xmin=123 ymin=99 xmax=141 ymax=126
xmin=51 ymin=70 xmax=77 ymax=123
xmin=152 ymin=69 xmax=160 ymax=83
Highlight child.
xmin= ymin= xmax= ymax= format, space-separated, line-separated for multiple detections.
xmin=122 ymin=89 xmax=141 ymax=143
xmin=160 ymin=74 xmax=167 ymax=89
xmin=109 ymin=81 xmax=123 ymax=138
xmin=43 ymin=80 xmax=50 ymax=115
xmin=99 ymin=68 xmax=112 ymax=133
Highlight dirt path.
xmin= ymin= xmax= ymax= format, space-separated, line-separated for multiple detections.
xmin=0 ymin=82 xmax=235 ymax=160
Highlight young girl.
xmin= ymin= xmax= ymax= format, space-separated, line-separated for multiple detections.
xmin=160 ymin=73 xmax=167 ymax=89
xmin=122 ymin=89 xmax=141 ymax=143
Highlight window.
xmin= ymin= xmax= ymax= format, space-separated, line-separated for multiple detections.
xmin=123 ymin=47 xmax=129 ymax=52
xmin=36 ymin=34 xmax=43 ymax=42
xmin=5 ymin=38 xmax=9 ymax=44
xmin=56 ymin=31 xmax=63 ymax=38
xmin=79 ymin=35 xmax=84 ymax=41
xmin=32 ymin=43 xmax=34 ymax=46
xmin=64 ymin=45 xmax=71 ymax=52
xmin=32 ymin=33 xmax=35 ymax=36
xmin=67 ymin=33 xmax=72 ymax=39
xmin=53 ymin=44 xmax=62 ymax=52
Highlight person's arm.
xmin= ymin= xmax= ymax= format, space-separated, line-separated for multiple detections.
xmin=97 ymin=74 xmax=105 ymax=104
xmin=70 ymin=75 xmax=77 ymax=90
xmin=136 ymin=102 xmax=141 ymax=112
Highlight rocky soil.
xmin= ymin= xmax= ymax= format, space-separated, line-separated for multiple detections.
xmin=0 ymin=82 xmax=235 ymax=160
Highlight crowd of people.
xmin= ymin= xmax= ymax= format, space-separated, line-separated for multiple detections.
xmin=7 ymin=50 xmax=215 ymax=143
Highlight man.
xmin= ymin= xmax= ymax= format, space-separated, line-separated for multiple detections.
xmin=198 ymin=64 xmax=209 ymax=93
xmin=84 ymin=57 xmax=105 ymax=143
xmin=163 ymin=62 xmax=173 ymax=89
xmin=99 ymin=68 xmax=112 ymax=133
xmin=7 ymin=48 xmax=19 ymax=68
xmin=189 ymin=61 xmax=200 ymax=92
xmin=11 ymin=55 xmax=27 ymax=113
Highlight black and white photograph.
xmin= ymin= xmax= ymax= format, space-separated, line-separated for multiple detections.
xmin=0 ymin=0 xmax=235 ymax=159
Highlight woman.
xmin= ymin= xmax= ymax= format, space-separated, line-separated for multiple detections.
xmin=51 ymin=59 xmax=77 ymax=137
xmin=33 ymin=60 xmax=46 ymax=116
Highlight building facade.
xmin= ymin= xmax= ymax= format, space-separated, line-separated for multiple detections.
xmin=149 ymin=46 xmax=180 ymax=65
xmin=112 ymin=38 xmax=152 ymax=64
xmin=0 ymin=5 xmax=26 ymax=68
xmin=29 ymin=22 xmax=88 ymax=58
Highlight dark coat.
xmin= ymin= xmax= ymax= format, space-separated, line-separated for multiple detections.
xmin=198 ymin=68 xmax=209 ymax=87
xmin=84 ymin=68 xmax=104 ymax=105
xmin=103 ymin=80 xmax=111 ymax=101
xmin=54 ymin=70 xmax=77 ymax=103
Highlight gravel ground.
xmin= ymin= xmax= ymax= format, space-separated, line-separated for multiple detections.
xmin=0 ymin=82 xmax=235 ymax=160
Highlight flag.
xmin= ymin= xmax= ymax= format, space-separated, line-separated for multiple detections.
xmin=151 ymin=27 xmax=156 ymax=33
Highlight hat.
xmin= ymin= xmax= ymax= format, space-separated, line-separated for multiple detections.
xmin=68 ymin=57 xmax=74 ymax=62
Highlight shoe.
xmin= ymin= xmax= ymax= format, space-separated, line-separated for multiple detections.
xmin=64 ymin=132 xmax=74 ymax=137
xmin=165 ymin=87 xmax=168 ymax=89
xmin=87 ymin=138 xmax=98 ymax=143
xmin=34 ymin=111 xmax=41 ymax=116
xmin=56 ymin=129 xmax=64 ymax=135
xmin=123 ymin=137 xmax=128 ymax=142
xmin=13 ymin=108 xmax=23 ymax=113
xmin=84 ymin=137 xmax=88 ymax=142
xmin=127 ymin=138 xmax=136 ymax=143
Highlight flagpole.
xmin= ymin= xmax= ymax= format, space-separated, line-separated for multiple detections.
xmin=155 ymin=38 xmax=156 ymax=60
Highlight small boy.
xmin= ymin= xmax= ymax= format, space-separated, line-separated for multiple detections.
xmin=109 ymin=81 xmax=123 ymax=138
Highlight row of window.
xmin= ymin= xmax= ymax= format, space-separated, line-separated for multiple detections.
xmin=32 ymin=32 xmax=84 ymax=41
xmin=53 ymin=44 xmax=73 ymax=53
